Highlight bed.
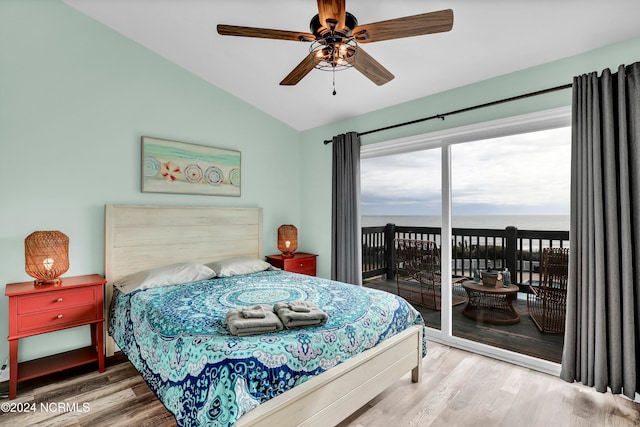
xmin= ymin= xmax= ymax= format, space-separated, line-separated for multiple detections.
xmin=104 ymin=205 xmax=426 ymax=426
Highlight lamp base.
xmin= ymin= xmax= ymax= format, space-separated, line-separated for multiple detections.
xmin=34 ymin=278 xmax=62 ymax=286
xmin=280 ymin=251 xmax=295 ymax=258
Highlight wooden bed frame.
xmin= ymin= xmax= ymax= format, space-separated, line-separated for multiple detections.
xmin=104 ymin=204 xmax=423 ymax=426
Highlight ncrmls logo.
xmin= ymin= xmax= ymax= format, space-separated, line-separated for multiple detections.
xmin=40 ymin=402 xmax=91 ymax=413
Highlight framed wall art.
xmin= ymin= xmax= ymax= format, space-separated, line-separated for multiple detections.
xmin=142 ymin=136 xmax=241 ymax=196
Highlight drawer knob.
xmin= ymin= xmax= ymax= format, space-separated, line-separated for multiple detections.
xmin=300 ymin=263 xmax=304 ymax=267
xmin=57 ymin=314 xmax=63 ymax=319
xmin=57 ymin=298 xmax=63 ymax=302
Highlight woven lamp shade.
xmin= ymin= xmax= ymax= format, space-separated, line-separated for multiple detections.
xmin=25 ymin=231 xmax=69 ymax=285
xmin=277 ymin=225 xmax=298 ymax=257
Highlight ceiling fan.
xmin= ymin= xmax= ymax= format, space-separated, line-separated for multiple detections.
xmin=217 ymin=0 xmax=453 ymax=88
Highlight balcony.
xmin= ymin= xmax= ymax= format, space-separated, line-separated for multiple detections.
xmin=362 ymin=223 xmax=568 ymax=363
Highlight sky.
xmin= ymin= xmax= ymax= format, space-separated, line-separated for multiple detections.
xmin=361 ymin=126 xmax=571 ymax=216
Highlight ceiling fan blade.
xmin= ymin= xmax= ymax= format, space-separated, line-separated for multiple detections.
xmin=353 ymin=47 xmax=394 ymax=86
xmin=280 ymin=54 xmax=321 ymax=85
xmin=217 ymin=24 xmax=315 ymax=42
xmin=316 ymin=0 xmax=346 ymax=32
xmin=353 ymin=9 xmax=453 ymax=43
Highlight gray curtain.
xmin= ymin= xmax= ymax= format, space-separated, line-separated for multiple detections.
xmin=560 ymin=62 xmax=640 ymax=399
xmin=331 ymin=131 xmax=362 ymax=285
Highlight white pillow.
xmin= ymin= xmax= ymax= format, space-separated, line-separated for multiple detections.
xmin=206 ymin=256 xmax=272 ymax=277
xmin=113 ymin=262 xmax=215 ymax=294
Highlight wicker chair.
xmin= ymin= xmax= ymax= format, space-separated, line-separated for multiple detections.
xmin=394 ymin=238 xmax=467 ymax=310
xmin=527 ymin=247 xmax=569 ymax=333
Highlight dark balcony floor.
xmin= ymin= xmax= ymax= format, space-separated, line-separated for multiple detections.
xmin=364 ymin=277 xmax=564 ymax=364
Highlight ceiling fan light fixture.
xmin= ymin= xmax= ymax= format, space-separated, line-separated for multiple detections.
xmin=309 ymin=39 xmax=357 ymax=71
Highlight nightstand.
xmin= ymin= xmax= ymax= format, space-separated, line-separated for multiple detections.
xmin=5 ymin=274 xmax=106 ymax=400
xmin=265 ymin=253 xmax=318 ymax=276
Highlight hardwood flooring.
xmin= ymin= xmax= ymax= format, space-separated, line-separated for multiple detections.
xmin=1 ymin=343 xmax=638 ymax=427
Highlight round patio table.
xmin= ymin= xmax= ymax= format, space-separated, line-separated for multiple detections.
xmin=461 ymin=280 xmax=521 ymax=325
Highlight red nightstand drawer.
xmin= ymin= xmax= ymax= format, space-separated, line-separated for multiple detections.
xmin=265 ymin=253 xmax=318 ymax=276
xmin=284 ymin=257 xmax=316 ymax=272
xmin=17 ymin=303 xmax=99 ymax=334
xmin=17 ymin=287 xmax=96 ymax=314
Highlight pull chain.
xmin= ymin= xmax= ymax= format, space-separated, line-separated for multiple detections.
xmin=332 ymin=66 xmax=337 ymax=95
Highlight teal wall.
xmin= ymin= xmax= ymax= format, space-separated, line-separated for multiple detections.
xmin=0 ymin=1 xmax=301 ymax=363
xmin=299 ymin=37 xmax=640 ymax=278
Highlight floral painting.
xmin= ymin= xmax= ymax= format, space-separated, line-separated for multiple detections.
xmin=142 ymin=136 xmax=240 ymax=196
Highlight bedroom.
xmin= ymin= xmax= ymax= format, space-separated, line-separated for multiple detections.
xmin=1 ymin=0 xmax=639 ymax=425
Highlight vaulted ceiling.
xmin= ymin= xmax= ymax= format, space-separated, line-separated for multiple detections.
xmin=63 ymin=0 xmax=640 ymax=130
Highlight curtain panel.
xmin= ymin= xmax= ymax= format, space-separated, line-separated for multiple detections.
xmin=331 ymin=131 xmax=362 ymax=285
xmin=561 ymin=62 xmax=640 ymax=399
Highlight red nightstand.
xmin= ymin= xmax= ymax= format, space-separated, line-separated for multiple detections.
xmin=5 ymin=274 xmax=106 ymax=400
xmin=265 ymin=253 xmax=318 ymax=276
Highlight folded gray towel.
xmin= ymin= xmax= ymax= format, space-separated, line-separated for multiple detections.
xmin=241 ymin=305 xmax=266 ymax=318
xmin=226 ymin=304 xmax=283 ymax=336
xmin=274 ymin=301 xmax=329 ymax=329
xmin=287 ymin=301 xmax=312 ymax=312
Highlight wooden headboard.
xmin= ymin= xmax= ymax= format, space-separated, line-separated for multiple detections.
xmin=104 ymin=204 xmax=263 ymax=355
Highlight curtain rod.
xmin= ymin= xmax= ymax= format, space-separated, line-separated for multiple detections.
xmin=323 ymin=83 xmax=573 ymax=144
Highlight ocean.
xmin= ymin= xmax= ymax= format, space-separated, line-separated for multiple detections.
xmin=362 ymin=215 xmax=569 ymax=231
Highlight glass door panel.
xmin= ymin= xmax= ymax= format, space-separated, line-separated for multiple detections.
xmin=449 ymin=127 xmax=570 ymax=362
xmin=361 ymin=148 xmax=442 ymax=330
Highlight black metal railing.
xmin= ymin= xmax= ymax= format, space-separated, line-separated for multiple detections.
xmin=362 ymin=223 xmax=569 ymax=291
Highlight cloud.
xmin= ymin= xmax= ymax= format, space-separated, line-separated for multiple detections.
xmin=361 ymin=149 xmax=442 ymax=215
xmin=361 ymin=127 xmax=571 ymax=216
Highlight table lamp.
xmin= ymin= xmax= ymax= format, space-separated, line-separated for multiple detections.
xmin=277 ymin=225 xmax=297 ymax=257
xmin=24 ymin=230 xmax=69 ymax=285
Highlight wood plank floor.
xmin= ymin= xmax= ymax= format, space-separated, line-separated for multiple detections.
xmin=1 ymin=342 xmax=638 ymax=427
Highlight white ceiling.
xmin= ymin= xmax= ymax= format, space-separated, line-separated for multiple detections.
xmin=62 ymin=0 xmax=640 ymax=131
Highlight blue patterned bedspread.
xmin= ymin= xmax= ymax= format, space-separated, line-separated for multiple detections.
xmin=109 ymin=270 xmax=426 ymax=426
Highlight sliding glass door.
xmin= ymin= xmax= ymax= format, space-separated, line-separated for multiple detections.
xmin=360 ymin=107 xmax=571 ymax=373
